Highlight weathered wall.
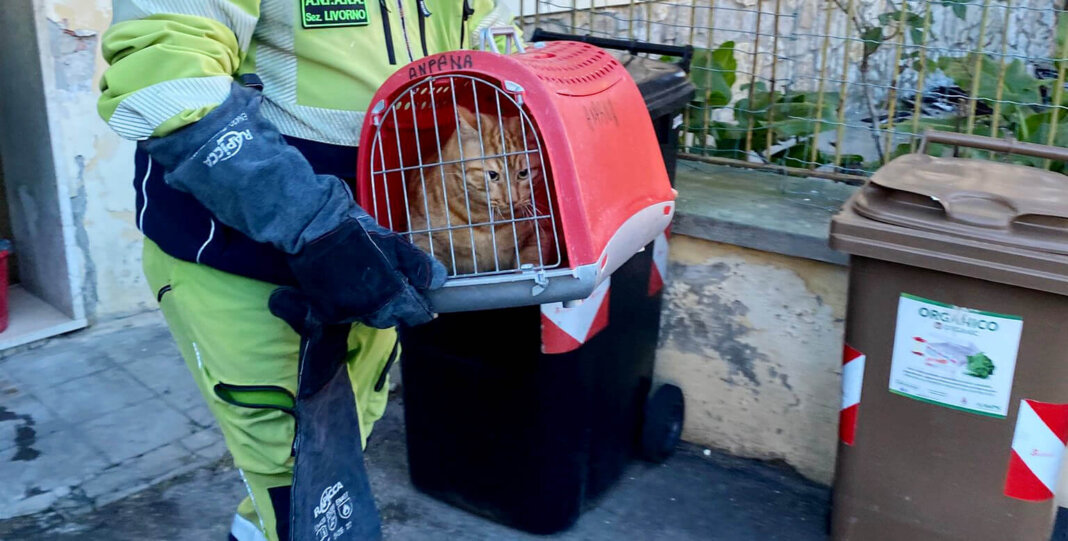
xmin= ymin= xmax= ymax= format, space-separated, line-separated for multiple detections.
xmin=34 ymin=0 xmax=149 ymax=319
xmin=654 ymin=234 xmax=847 ymax=484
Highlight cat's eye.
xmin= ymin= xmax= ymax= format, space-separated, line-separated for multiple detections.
xmin=486 ymin=171 xmax=500 ymax=182
xmin=517 ymin=169 xmax=529 ymax=179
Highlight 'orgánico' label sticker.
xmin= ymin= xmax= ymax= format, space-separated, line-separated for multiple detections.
xmin=888 ymin=293 xmax=1023 ymax=418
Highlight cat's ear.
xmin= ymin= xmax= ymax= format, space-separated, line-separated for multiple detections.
xmin=454 ymin=105 xmax=480 ymax=134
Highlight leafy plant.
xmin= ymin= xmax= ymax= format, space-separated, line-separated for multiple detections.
xmin=940 ymin=0 xmax=969 ymax=20
xmin=832 ymin=0 xmax=969 ymax=163
xmin=889 ymin=52 xmax=1068 ymax=173
xmin=847 ymin=0 xmax=1068 ymax=174
xmin=680 ymin=44 xmax=840 ymax=168
xmin=935 ymin=55 xmax=1042 ymax=109
xmin=675 ymin=0 xmax=1068 ymax=176
xmin=689 ymin=41 xmax=737 ymax=109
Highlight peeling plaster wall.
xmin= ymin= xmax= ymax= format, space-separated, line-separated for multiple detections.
xmin=654 ymin=235 xmax=848 ymax=484
xmin=34 ymin=0 xmax=149 ymax=319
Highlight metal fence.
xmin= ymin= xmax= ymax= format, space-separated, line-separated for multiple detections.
xmin=515 ymin=0 xmax=1068 ymax=181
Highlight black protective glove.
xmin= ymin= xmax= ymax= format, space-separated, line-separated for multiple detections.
xmin=288 ymin=213 xmax=446 ymax=329
xmin=269 ymin=288 xmax=383 ymax=541
xmin=140 ymin=78 xmax=445 ymax=328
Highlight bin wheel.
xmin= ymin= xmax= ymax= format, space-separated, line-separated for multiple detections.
xmin=640 ymin=383 xmax=684 ymax=463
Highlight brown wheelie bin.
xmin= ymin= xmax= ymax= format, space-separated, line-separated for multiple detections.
xmin=830 ymin=131 xmax=1068 ymax=541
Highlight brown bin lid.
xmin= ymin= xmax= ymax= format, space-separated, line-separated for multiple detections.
xmin=831 ymin=153 xmax=1068 ymax=295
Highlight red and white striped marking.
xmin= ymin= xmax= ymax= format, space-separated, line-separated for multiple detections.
xmin=1005 ymin=399 xmax=1068 ymax=501
xmin=540 ymin=278 xmax=611 ymax=355
xmin=648 ymin=228 xmax=670 ymax=296
xmin=839 ymin=344 xmax=866 ymax=446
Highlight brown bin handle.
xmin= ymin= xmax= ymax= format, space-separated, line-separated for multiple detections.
xmin=921 ymin=130 xmax=1068 ymax=162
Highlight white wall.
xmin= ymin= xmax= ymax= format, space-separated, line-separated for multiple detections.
xmin=33 ymin=0 xmax=150 ymax=320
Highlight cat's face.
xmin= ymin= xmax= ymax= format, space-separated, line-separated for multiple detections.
xmin=445 ymin=106 xmax=544 ymax=219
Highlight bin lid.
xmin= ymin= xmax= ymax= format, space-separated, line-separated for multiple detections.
xmin=831 ymin=153 xmax=1068 ymax=295
xmin=611 ymin=52 xmax=695 ymax=120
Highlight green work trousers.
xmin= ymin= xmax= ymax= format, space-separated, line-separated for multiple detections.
xmin=142 ymin=239 xmax=397 ymax=541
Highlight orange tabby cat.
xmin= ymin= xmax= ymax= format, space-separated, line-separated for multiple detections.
xmin=406 ymin=105 xmax=554 ymax=275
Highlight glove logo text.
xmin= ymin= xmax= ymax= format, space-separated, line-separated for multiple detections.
xmin=313 ymin=481 xmax=354 ymax=540
xmin=314 ymin=482 xmax=344 ymax=518
xmin=203 ymin=127 xmax=254 ymax=168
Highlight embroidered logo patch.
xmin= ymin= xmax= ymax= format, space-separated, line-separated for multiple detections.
xmin=301 ymin=0 xmax=370 ymax=28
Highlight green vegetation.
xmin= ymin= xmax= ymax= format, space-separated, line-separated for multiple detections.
xmin=676 ymin=1 xmax=1068 ymax=175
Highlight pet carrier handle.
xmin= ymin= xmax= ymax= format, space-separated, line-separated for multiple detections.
xmin=478 ymin=26 xmax=525 ymax=55
xmin=529 ymin=28 xmax=694 ymax=73
xmin=920 ymin=130 xmax=1068 ymax=162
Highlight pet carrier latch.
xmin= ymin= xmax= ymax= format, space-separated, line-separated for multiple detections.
xmin=478 ymin=26 xmax=525 ymax=55
xmin=503 ymin=80 xmax=525 ymax=105
xmin=530 ymin=268 xmax=549 ymax=297
xmin=370 ymin=100 xmax=387 ymax=127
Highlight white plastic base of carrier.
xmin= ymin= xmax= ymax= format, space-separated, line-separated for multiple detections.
xmin=594 ymin=200 xmax=676 ymax=284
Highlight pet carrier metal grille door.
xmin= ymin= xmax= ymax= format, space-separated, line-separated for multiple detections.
xmin=357 ymin=41 xmax=675 ymax=312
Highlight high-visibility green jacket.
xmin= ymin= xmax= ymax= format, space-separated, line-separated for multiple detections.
xmin=98 ymin=0 xmax=517 ymax=146
xmin=96 ymin=0 xmax=520 ymax=285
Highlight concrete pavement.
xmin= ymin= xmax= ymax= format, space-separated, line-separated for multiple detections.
xmin=0 ymin=312 xmax=832 ymax=540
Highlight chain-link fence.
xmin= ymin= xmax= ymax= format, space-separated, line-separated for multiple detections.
xmin=512 ymin=0 xmax=1068 ymax=181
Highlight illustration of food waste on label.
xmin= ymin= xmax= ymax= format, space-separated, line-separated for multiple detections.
xmin=910 ymin=338 xmax=996 ymax=379
xmin=890 ymin=294 xmax=1023 ymax=418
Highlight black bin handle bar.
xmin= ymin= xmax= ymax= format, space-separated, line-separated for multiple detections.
xmin=529 ymin=28 xmax=694 ymax=73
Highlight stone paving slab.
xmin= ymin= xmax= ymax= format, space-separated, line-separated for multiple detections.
xmin=117 ymin=344 xmax=203 ymax=411
xmin=183 ymin=400 xmax=217 ymax=429
xmin=0 ymin=429 xmax=111 ymax=519
xmin=80 ymin=398 xmax=201 ymax=465
xmin=45 ymin=369 xmax=155 ymax=426
xmin=1 ymin=345 xmax=115 ymax=393
xmin=0 ymin=313 xmax=225 ymax=520
xmin=80 ymin=441 xmax=203 ymax=507
xmin=179 ymin=428 xmax=219 ymax=453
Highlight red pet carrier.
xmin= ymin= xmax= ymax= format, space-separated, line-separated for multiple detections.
xmin=356 ymin=40 xmax=675 ymax=312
